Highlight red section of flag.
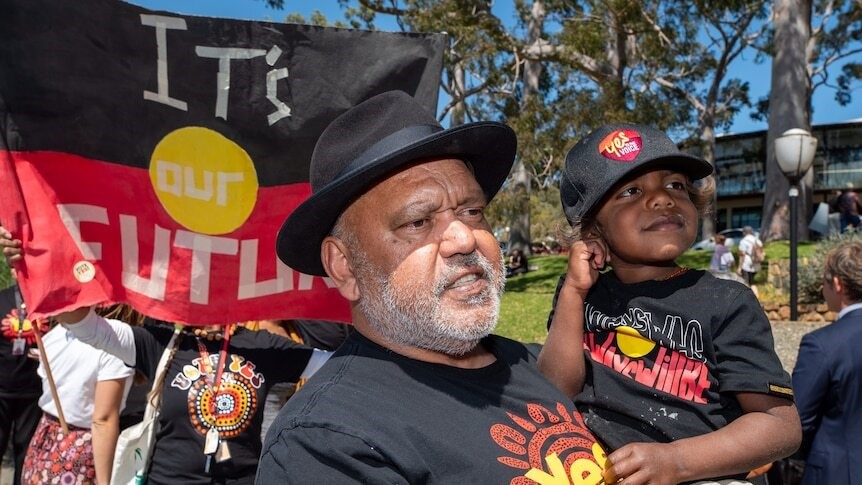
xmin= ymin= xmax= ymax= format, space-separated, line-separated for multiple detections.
xmin=1 ymin=150 xmax=350 ymax=325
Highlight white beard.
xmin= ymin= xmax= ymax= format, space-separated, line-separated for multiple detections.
xmin=354 ymin=249 xmax=506 ymax=356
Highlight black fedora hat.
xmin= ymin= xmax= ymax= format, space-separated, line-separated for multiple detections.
xmin=276 ymin=90 xmax=517 ymax=276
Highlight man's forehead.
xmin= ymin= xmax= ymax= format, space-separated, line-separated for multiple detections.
xmin=340 ymin=158 xmax=483 ymax=219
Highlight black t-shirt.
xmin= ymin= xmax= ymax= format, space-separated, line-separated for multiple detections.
xmin=134 ymin=324 xmax=313 ymax=485
xmin=290 ymin=320 xmax=352 ymax=351
xmin=0 ymin=286 xmax=41 ymax=399
xmin=548 ymin=270 xmax=793 ymax=453
xmin=258 ymin=332 xmax=608 ymax=484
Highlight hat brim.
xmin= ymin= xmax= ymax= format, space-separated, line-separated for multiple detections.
xmin=277 ymin=121 xmax=517 ymax=276
xmin=580 ymin=154 xmax=714 ymax=221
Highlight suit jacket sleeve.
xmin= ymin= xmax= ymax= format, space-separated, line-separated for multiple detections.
xmin=792 ymin=331 xmax=830 ymax=456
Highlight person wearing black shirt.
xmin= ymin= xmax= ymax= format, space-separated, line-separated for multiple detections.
xmin=51 ymin=308 xmax=329 ymax=485
xmin=541 ymin=123 xmax=800 ymax=483
xmin=0 ymin=285 xmax=42 ymax=485
xmin=258 ymin=91 xmax=607 ymax=483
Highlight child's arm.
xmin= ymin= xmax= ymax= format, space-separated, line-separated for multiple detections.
xmin=537 ymin=239 xmax=607 ymax=399
xmin=602 ymin=393 xmax=801 ymax=485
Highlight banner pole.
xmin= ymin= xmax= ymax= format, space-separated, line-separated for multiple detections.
xmin=14 ymin=286 xmax=69 ymax=434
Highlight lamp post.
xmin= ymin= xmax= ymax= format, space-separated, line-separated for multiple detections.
xmin=774 ymin=128 xmax=817 ymax=321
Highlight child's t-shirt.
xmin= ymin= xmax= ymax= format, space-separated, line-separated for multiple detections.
xmin=548 ymin=269 xmax=793 ymax=452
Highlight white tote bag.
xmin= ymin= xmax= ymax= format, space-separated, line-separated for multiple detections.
xmin=111 ymin=325 xmax=183 ymax=485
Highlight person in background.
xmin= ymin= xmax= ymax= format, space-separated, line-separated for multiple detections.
xmin=25 ymin=315 xmax=132 ymax=485
xmin=506 ymin=248 xmax=529 ymax=277
xmin=256 ymin=319 xmax=352 ymax=440
xmin=709 ymin=233 xmax=735 ymax=273
xmin=1 ymin=227 xmax=330 ymax=485
xmin=836 ymin=185 xmax=861 ymax=232
xmin=792 ymin=241 xmax=862 ymax=485
xmin=540 ymin=123 xmax=800 ymax=484
xmin=0 ymin=280 xmax=43 ymax=485
xmin=737 ymin=226 xmax=763 ymax=289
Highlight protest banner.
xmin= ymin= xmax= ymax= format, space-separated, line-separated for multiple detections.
xmin=0 ymin=0 xmax=446 ymax=324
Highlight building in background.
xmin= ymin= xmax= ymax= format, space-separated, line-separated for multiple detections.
xmin=706 ymin=120 xmax=862 ymax=231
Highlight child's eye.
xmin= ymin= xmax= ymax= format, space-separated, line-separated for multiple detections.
xmin=666 ymin=181 xmax=686 ymax=191
xmin=620 ymin=187 xmax=641 ymax=197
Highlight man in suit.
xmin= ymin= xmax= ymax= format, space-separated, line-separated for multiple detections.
xmin=792 ymin=241 xmax=862 ymax=485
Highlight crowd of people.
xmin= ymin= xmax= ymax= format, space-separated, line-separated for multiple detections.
xmin=0 ymin=90 xmax=858 ymax=484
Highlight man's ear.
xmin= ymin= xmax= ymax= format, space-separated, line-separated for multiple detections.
xmin=321 ymin=236 xmax=360 ymax=302
xmin=831 ymin=276 xmax=845 ymax=297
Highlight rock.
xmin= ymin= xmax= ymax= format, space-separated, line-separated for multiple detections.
xmin=778 ymin=306 xmax=791 ymax=320
xmin=801 ymin=312 xmax=825 ymax=322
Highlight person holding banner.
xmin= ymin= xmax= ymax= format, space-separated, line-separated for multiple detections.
xmin=257 ymin=91 xmax=608 ymax=483
xmin=24 ymin=318 xmax=133 ymax=485
xmin=1 ymin=238 xmax=134 ymax=485
xmin=2 ymin=230 xmax=331 ymax=484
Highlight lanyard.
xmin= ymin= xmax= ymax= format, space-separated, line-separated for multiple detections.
xmin=195 ymin=324 xmax=232 ymax=415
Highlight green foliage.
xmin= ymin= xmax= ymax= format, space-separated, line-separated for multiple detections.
xmin=0 ymin=258 xmax=9 ymax=290
xmin=798 ymin=230 xmax=862 ymax=303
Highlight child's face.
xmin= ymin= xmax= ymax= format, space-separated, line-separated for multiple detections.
xmin=593 ymin=169 xmax=698 ymax=265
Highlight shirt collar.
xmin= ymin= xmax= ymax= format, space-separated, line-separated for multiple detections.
xmin=837 ymin=302 xmax=862 ymax=320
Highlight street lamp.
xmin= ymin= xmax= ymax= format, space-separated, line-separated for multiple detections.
xmin=774 ymin=128 xmax=817 ymax=321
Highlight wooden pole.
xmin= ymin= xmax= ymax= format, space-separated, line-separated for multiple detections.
xmin=15 ymin=289 xmax=69 ymax=434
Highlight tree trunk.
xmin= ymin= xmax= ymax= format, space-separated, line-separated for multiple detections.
xmin=508 ymin=0 xmax=545 ymax=254
xmin=701 ymin=123 xmax=717 ymax=238
xmin=449 ymin=61 xmax=466 ymax=126
xmin=762 ymin=0 xmax=813 ymax=242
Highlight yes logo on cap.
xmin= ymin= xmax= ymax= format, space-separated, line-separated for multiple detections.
xmin=598 ymin=129 xmax=642 ymax=162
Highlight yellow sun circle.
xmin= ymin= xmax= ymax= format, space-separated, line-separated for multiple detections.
xmin=149 ymin=127 xmax=258 ymax=235
xmin=616 ymin=326 xmax=655 ymax=358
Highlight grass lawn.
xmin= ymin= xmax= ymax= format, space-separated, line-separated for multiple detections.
xmin=495 ymin=240 xmax=817 ymax=343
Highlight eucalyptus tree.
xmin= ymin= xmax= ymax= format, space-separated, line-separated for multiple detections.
xmin=760 ymin=0 xmax=861 ymax=241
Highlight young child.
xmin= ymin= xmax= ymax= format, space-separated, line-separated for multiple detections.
xmin=539 ymin=124 xmax=801 ymax=484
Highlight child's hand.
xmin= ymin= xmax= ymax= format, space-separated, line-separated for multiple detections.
xmin=603 ymin=442 xmax=681 ymax=485
xmin=563 ymin=239 xmax=608 ymax=299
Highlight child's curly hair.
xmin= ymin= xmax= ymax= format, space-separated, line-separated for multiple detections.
xmin=558 ymin=175 xmax=716 ymax=246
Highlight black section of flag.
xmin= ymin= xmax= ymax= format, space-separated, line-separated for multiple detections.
xmin=0 ymin=0 xmax=445 ymax=186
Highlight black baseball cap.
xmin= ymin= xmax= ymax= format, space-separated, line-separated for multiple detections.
xmin=560 ymin=123 xmax=713 ymax=226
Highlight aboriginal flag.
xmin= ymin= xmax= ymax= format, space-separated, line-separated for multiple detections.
xmin=0 ymin=0 xmax=446 ymax=324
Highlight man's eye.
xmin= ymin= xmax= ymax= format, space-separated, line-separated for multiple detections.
xmin=463 ymin=208 xmax=484 ymax=218
xmin=405 ymin=219 xmax=428 ymax=229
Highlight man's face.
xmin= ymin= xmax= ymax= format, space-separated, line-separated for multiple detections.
xmin=338 ymin=158 xmax=505 ymax=356
xmin=594 ymin=169 xmax=698 ymax=265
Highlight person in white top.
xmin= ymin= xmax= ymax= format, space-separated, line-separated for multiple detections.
xmin=2 ymin=228 xmax=133 ymax=485
xmin=23 ymin=313 xmax=133 ymax=485
xmin=737 ymin=226 xmax=763 ymax=286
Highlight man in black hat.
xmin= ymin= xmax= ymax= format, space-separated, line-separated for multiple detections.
xmin=256 ymin=91 xmax=608 ymax=483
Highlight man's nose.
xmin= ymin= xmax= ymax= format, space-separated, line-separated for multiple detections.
xmin=439 ymin=217 xmax=478 ymax=257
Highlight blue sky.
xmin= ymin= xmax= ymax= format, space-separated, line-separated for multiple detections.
xmin=128 ymin=0 xmax=861 ymax=136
